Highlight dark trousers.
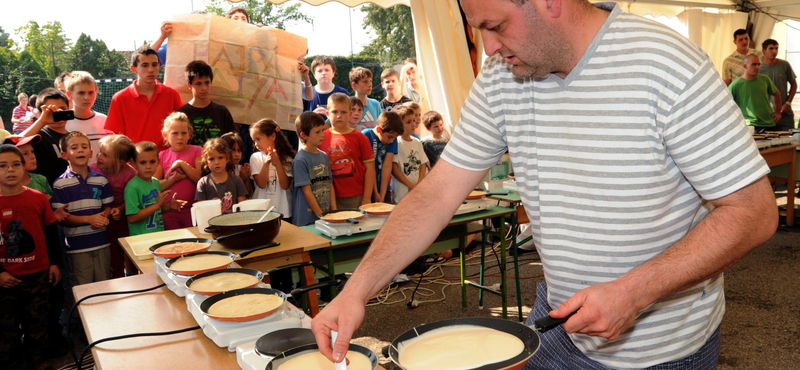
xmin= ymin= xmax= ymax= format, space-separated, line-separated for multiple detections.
xmin=0 ymin=270 xmax=51 ymax=369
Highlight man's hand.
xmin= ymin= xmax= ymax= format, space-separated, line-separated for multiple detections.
xmin=772 ymin=111 xmax=782 ymax=123
xmin=549 ymin=280 xmax=640 ymax=341
xmin=89 ymin=213 xmax=110 ymax=229
xmin=311 ymin=290 xmax=366 ymax=363
xmin=54 ymin=204 xmax=70 ymax=222
xmin=49 ymin=265 xmax=61 ymax=286
xmin=780 ymin=103 xmax=791 ymax=114
xmin=159 ymin=21 xmax=173 ymax=39
xmin=110 ymin=207 xmax=122 ymax=221
xmin=0 ymin=272 xmax=22 ymax=289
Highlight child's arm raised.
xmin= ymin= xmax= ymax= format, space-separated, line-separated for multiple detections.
xmin=252 ymin=156 xmax=271 ymax=189
xmin=269 ymin=149 xmax=292 ymax=190
xmin=240 ymin=164 xmax=253 ymax=196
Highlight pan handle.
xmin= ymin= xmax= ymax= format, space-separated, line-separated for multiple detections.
xmin=266 ymin=261 xmax=314 ymax=276
xmin=346 ymin=218 xmax=360 ymax=225
xmin=214 ymin=228 xmax=254 ymax=243
xmin=381 ymin=345 xmax=390 ymax=358
xmin=533 ymin=311 xmax=576 ymax=333
xmin=289 ymin=279 xmax=341 ymax=298
xmin=238 ymin=242 xmax=282 ymax=258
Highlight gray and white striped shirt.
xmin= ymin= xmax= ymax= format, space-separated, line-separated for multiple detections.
xmin=441 ymin=3 xmax=768 ymax=368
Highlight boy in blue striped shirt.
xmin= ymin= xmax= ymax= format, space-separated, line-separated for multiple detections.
xmin=51 ymin=131 xmax=114 ymax=286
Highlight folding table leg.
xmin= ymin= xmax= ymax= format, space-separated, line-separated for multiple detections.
xmin=479 ymin=225 xmax=486 ymax=309
xmin=510 ymin=212 xmax=523 ymax=322
xmin=500 ymin=218 xmax=508 ymax=319
xmin=460 ymin=236 xmax=467 ymax=308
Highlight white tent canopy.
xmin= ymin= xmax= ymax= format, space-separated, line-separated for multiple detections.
xmin=251 ymin=0 xmax=800 ymax=128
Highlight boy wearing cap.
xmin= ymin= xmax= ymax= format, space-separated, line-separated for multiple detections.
xmin=2 ymin=135 xmax=52 ymax=197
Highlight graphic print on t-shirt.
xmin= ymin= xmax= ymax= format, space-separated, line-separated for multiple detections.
xmin=2 ymin=220 xmax=36 ymax=258
xmin=403 ymin=149 xmax=423 ymax=176
xmin=309 ymin=163 xmax=332 ymax=211
xmin=327 ymin=142 xmax=355 ymax=178
xmin=142 ymin=189 xmax=160 ymax=230
xmin=220 ymin=191 xmax=233 ymax=213
xmin=191 ymin=116 xmax=220 ymax=145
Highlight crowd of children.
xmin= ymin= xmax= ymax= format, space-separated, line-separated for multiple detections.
xmin=1 ymin=11 xmax=451 ymax=367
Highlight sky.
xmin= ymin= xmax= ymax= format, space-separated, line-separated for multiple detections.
xmin=0 ymin=0 xmax=377 ymax=56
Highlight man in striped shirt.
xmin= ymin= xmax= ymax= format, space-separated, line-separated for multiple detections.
xmin=312 ymin=1 xmax=778 ymax=369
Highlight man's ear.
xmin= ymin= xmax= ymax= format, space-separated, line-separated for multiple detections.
xmin=130 ymin=65 xmax=137 ymax=74
xmin=542 ymin=0 xmax=562 ymax=18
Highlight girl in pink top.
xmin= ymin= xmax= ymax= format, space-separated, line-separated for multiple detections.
xmin=156 ymin=112 xmax=203 ymax=230
xmin=91 ymin=134 xmax=138 ymax=277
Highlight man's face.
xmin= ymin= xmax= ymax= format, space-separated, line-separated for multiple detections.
xmin=462 ymin=0 xmax=566 ymax=79
xmin=189 ymin=76 xmax=212 ymax=101
xmin=327 ymin=101 xmax=351 ymax=129
xmin=744 ymin=56 xmax=761 ymax=76
xmin=306 ymin=125 xmax=326 ymax=147
xmin=132 ymin=54 xmax=161 ymax=84
xmin=0 ymin=152 xmax=24 ymax=187
xmin=352 ymin=78 xmax=372 ymax=95
xmin=314 ymin=64 xmax=334 ymax=84
xmin=62 ymin=136 xmax=92 ymax=167
xmin=763 ymin=44 xmax=779 ymax=60
xmin=19 ymin=143 xmax=37 ymax=172
xmin=18 ymin=96 xmax=28 ymax=107
xmin=231 ymin=11 xmax=248 ymax=23
xmin=382 ymin=75 xmax=399 ymax=94
xmin=134 ymin=150 xmax=159 ymax=179
xmin=735 ymin=34 xmax=750 ymax=51
xmin=69 ymin=83 xmax=98 ymax=112
xmin=405 ymin=65 xmax=417 ymax=84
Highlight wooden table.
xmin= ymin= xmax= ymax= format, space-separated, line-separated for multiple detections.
xmin=119 ymin=223 xmax=331 ymax=316
xmin=73 ymin=274 xmax=386 ymax=370
xmin=760 ymin=143 xmax=799 ymax=226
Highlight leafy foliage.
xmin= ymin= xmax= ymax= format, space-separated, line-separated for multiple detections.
xmin=14 ymin=21 xmax=71 ymax=78
xmin=205 ymin=0 xmax=312 ymax=30
xmin=358 ymin=4 xmax=416 ymax=66
xmin=69 ymin=33 xmax=129 ymax=79
xmin=0 ymin=26 xmax=9 ymax=48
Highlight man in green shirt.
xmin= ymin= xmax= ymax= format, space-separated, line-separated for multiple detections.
xmin=729 ymin=55 xmax=782 ymax=128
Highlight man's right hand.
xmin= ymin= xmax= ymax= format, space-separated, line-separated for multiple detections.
xmin=160 ymin=21 xmax=173 ymax=39
xmin=0 ymin=272 xmax=22 ymax=288
xmin=311 ymin=290 xmax=366 ymax=363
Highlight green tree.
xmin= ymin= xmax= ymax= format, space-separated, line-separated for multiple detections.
xmin=205 ymin=0 xmax=312 ymax=30
xmin=14 ymin=21 xmax=71 ymax=78
xmin=69 ymin=33 xmax=129 ymax=79
xmin=0 ymin=26 xmax=9 ymax=48
xmin=358 ymin=5 xmax=416 ymax=66
xmin=305 ymin=55 xmax=384 ymax=99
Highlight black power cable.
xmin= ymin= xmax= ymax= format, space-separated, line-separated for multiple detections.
xmin=76 ymin=325 xmax=201 ymax=370
xmin=67 ymin=283 xmax=167 ymax=365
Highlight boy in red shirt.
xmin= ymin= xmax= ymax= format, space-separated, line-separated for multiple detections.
xmin=0 ymin=144 xmax=62 ymax=369
xmin=318 ymin=93 xmax=375 ymax=208
xmin=105 ymin=45 xmax=182 ymax=151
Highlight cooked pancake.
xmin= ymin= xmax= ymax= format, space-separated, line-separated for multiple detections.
xmin=170 ymin=254 xmax=231 ymax=272
xmin=399 ymin=325 xmax=524 ymax=370
xmin=154 ymin=242 xmax=208 ymax=255
xmin=321 ymin=211 xmax=364 ymax=221
xmin=189 ymin=273 xmax=260 ymax=293
xmin=207 ymin=293 xmax=283 ymax=318
xmin=277 ymin=350 xmax=371 ymax=370
xmin=360 ymin=203 xmax=395 ymax=213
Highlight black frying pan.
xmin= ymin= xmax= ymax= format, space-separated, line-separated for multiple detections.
xmin=165 ymin=242 xmax=280 ymax=276
xmin=199 ymin=287 xmax=287 ymax=322
xmin=265 ymin=342 xmax=378 ymax=370
xmin=255 ymin=328 xmax=317 ymax=358
xmin=386 ymin=315 xmax=572 ymax=370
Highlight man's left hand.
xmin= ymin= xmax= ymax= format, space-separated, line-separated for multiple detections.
xmin=549 ymin=280 xmax=641 ymax=341
xmin=772 ymin=111 xmax=782 ymax=123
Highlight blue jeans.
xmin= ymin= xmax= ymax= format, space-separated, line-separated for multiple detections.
xmin=522 ymin=282 xmax=721 ymax=370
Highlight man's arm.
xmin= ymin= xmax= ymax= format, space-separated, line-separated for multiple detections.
xmin=783 ymin=78 xmax=797 ymax=114
xmin=724 ymin=78 xmax=732 ymax=86
xmin=311 ymin=160 xmax=489 ymax=362
xmin=772 ymin=91 xmax=783 ymax=123
xmin=551 ymin=176 xmax=777 ymax=340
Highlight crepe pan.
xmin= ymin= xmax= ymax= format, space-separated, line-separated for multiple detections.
xmin=148 ymin=237 xmax=214 ymax=259
xmin=319 ymin=208 xmax=365 ymax=224
xmin=184 ymin=261 xmax=314 ymax=296
xmin=165 ymin=242 xmax=280 ymax=276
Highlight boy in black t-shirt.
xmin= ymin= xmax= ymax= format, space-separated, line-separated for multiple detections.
xmin=23 ymin=88 xmax=71 ymax=186
xmin=177 ymin=60 xmax=237 ymax=146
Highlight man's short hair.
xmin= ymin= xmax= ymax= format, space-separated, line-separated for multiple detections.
xmin=131 ymin=45 xmax=159 ymax=67
xmin=381 ymin=68 xmax=400 ymax=81
xmin=133 ymin=141 xmax=158 ymax=160
xmin=377 ymin=111 xmax=404 ymax=135
xmin=349 ymin=67 xmax=373 ymax=84
xmin=762 ymin=39 xmax=779 ymax=49
xmin=422 ymin=111 xmax=443 ymax=130
xmin=327 ymin=92 xmax=351 ymax=109
xmin=17 ymin=92 xmax=28 ymax=100
xmin=295 ymin=112 xmax=327 ymax=143
xmin=733 ymin=29 xmax=748 ymax=40
xmin=311 ymin=56 xmax=337 ymax=74
xmin=60 ymin=131 xmax=90 ymax=153
xmin=185 ymin=60 xmax=214 ymax=84
xmin=226 ymin=6 xmax=250 ymax=21
xmin=0 ymin=144 xmax=24 ymax=165
xmin=35 ymin=88 xmax=69 ymax=112
xmin=744 ymin=54 xmax=760 ymax=65
xmin=65 ymin=71 xmax=97 ymax=92
xmin=54 ymin=71 xmax=71 ymax=88
xmin=350 ymin=96 xmax=364 ymax=110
